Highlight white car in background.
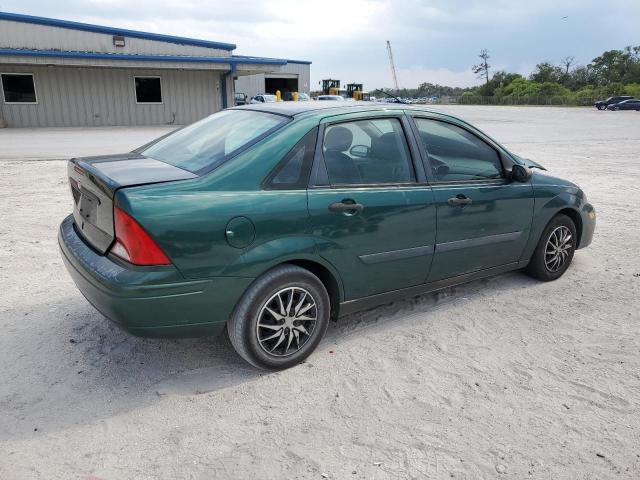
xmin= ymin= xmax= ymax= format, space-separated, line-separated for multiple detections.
xmin=316 ymin=95 xmax=345 ymax=101
xmin=250 ymin=94 xmax=277 ymax=104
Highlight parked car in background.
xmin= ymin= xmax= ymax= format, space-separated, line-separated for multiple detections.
xmin=59 ymin=103 xmax=595 ymax=370
xmin=594 ymin=95 xmax=633 ymax=110
xmin=606 ymin=98 xmax=640 ymax=111
xmin=317 ymin=95 xmax=345 ymax=101
xmin=250 ymin=94 xmax=277 ymax=104
xmin=297 ymin=92 xmax=311 ymax=101
xmin=234 ymin=92 xmax=247 ymax=106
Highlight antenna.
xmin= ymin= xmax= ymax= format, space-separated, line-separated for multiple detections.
xmin=386 ymin=40 xmax=400 ymax=91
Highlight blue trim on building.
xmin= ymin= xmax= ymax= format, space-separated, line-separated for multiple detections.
xmin=0 ymin=11 xmax=237 ymax=51
xmin=0 ymin=48 xmax=288 ymax=65
xmin=232 ymin=54 xmax=312 ymax=65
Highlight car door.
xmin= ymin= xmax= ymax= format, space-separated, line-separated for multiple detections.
xmin=410 ymin=116 xmax=535 ymax=283
xmin=307 ymin=113 xmax=436 ymax=300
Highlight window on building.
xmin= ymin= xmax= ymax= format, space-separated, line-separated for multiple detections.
xmin=134 ymin=76 xmax=162 ymax=103
xmin=1 ymin=73 xmax=37 ymax=103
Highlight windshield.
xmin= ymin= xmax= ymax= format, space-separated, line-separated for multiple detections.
xmin=263 ymin=95 xmax=277 ymax=102
xmin=140 ymin=110 xmax=287 ymax=174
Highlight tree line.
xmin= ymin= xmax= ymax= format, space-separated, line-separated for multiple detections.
xmin=380 ymin=46 xmax=640 ymax=105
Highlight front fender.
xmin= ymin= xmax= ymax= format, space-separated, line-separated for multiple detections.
xmin=521 ymin=187 xmax=593 ymax=261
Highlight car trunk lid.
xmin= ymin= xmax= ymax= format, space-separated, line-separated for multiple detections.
xmin=68 ymin=153 xmax=197 ymax=253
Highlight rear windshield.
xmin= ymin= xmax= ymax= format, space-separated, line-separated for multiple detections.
xmin=139 ymin=110 xmax=287 ymax=174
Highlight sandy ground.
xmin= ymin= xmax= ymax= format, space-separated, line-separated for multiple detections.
xmin=0 ymin=106 xmax=639 ymax=480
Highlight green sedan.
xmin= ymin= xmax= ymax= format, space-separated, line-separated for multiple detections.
xmin=59 ymin=103 xmax=596 ymax=369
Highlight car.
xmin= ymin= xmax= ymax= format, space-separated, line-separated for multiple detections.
xmin=59 ymin=103 xmax=596 ymax=370
xmin=282 ymin=92 xmax=310 ymax=102
xmin=250 ymin=94 xmax=277 ymax=104
xmin=317 ymin=95 xmax=345 ymax=101
xmin=594 ymin=95 xmax=633 ymax=110
xmin=234 ymin=92 xmax=247 ymax=106
xmin=606 ymin=98 xmax=640 ymax=111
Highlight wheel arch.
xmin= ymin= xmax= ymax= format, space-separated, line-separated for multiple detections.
xmin=556 ymin=207 xmax=583 ymax=247
xmin=280 ymin=259 xmax=343 ymax=321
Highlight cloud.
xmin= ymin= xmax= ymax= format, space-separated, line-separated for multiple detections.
xmin=2 ymin=0 xmax=639 ymax=89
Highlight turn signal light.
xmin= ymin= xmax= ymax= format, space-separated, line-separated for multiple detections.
xmin=111 ymin=207 xmax=171 ymax=266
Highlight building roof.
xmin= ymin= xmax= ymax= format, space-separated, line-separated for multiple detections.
xmin=0 ymin=48 xmax=290 ymax=66
xmin=232 ymin=55 xmax=312 ymax=65
xmin=0 ymin=11 xmax=312 ymax=66
xmin=0 ymin=11 xmax=237 ymax=51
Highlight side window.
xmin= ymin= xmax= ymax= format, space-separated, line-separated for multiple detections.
xmin=1 ymin=73 xmax=37 ymax=103
xmin=134 ymin=76 xmax=162 ymax=103
xmin=322 ymin=118 xmax=414 ymax=185
xmin=265 ymin=128 xmax=318 ymax=189
xmin=414 ymin=118 xmax=503 ymax=181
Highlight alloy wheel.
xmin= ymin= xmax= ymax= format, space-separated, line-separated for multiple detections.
xmin=544 ymin=226 xmax=573 ymax=272
xmin=256 ymin=287 xmax=318 ymax=357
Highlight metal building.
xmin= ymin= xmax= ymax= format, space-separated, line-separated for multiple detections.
xmin=0 ymin=12 xmax=311 ymax=127
xmin=234 ymin=59 xmax=312 ymax=101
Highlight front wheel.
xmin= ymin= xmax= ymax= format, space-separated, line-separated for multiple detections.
xmin=228 ymin=264 xmax=330 ymax=370
xmin=524 ymin=214 xmax=577 ymax=281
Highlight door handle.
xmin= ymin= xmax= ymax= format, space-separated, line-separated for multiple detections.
xmin=447 ymin=194 xmax=473 ymax=206
xmin=328 ymin=201 xmax=364 ymax=213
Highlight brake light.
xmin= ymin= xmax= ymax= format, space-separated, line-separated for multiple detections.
xmin=110 ymin=207 xmax=171 ymax=266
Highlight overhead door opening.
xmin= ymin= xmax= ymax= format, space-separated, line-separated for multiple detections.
xmin=265 ymin=77 xmax=299 ymax=100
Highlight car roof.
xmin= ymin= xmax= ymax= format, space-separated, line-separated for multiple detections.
xmin=231 ymin=101 xmax=447 ymax=119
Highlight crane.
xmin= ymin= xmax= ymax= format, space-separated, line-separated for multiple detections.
xmin=386 ymin=40 xmax=400 ymax=91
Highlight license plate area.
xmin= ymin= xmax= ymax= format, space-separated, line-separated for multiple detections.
xmin=78 ymin=187 xmax=100 ymax=224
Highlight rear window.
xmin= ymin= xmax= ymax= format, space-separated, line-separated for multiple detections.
xmin=139 ymin=110 xmax=287 ymax=174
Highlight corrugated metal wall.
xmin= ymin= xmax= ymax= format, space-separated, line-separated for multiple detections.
xmin=0 ymin=65 xmax=222 ymax=127
xmin=0 ymin=19 xmax=232 ymax=58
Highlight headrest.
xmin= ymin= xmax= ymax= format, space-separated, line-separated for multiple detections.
xmin=372 ymin=132 xmax=401 ymax=159
xmin=324 ymin=126 xmax=353 ymax=152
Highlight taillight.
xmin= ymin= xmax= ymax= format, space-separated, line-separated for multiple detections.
xmin=110 ymin=207 xmax=171 ymax=266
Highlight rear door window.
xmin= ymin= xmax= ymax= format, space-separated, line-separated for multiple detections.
xmin=322 ymin=118 xmax=414 ymax=185
xmin=265 ymin=128 xmax=318 ymax=189
xmin=140 ymin=110 xmax=288 ymax=174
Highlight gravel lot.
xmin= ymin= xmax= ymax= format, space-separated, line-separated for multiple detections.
xmin=1 ymin=107 xmax=639 ymax=480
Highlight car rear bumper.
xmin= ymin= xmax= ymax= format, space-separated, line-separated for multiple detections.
xmin=58 ymin=215 xmax=253 ymax=338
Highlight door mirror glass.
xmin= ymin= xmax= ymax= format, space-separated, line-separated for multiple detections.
xmin=510 ymin=164 xmax=532 ymax=182
xmin=349 ymin=145 xmax=370 ymax=158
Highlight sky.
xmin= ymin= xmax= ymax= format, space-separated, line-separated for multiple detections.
xmin=1 ymin=0 xmax=639 ymax=90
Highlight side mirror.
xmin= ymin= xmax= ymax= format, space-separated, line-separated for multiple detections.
xmin=510 ymin=164 xmax=532 ymax=182
xmin=349 ymin=145 xmax=370 ymax=158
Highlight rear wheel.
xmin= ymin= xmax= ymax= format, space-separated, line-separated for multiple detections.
xmin=228 ymin=264 xmax=330 ymax=370
xmin=524 ymin=214 xmax=577 ymax=281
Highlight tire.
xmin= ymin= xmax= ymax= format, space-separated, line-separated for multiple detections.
xmin=228 ymin=264 xmax=330 ymax=370
xmin=524 ymin=214 xmax=577 ymax=281
xmin=597 ymin=105 xmax=604 ymax=110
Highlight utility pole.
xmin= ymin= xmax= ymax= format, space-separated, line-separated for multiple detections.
xmin=386 ymin=40 xmax=400 ymax=91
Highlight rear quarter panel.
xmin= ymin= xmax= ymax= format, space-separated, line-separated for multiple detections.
xmin=114 ymin=117 xmax=319 ymax=281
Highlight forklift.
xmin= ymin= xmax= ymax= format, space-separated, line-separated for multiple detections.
xmin=346 ymin=83 xmax=364 ymax=99
xmin=321 ymin=79 xmax=341 ymax=95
